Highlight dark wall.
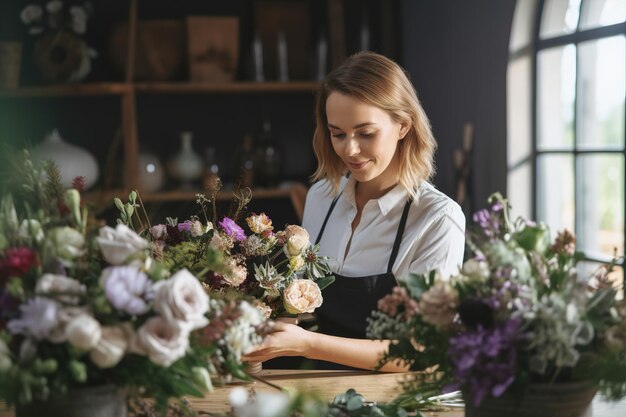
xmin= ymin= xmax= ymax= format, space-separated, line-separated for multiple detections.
xmin=401 ymin=0 xmax=516 ymax=213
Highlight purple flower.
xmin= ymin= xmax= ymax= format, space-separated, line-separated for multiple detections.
xmin=101 ymin=266 xmax=154 ymax=315
xmin=219 ymin=217 xmax=246 ymax=241
xmin=177 ymin=221 xmax=192 ymax=233
xmin=7 ymin=297 xmax=60 ymax=340
xmin=448 ymin=318 xmax=521 ymax=406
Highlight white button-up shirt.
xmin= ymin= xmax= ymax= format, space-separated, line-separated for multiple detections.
xmin=302 ymin=176 xmax=466 ymax=282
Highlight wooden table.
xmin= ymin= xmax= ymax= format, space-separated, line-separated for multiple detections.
xmin=2 ymin=369 xmax=626 ymax=416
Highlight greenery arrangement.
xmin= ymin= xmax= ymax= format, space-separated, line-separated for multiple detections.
xmin=366 ymin=193 xmax=626 ymax=407
xmin=0 ymin=153 xmax=265 ymax=414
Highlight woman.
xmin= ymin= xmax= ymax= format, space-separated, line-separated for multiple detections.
xmin=243 ymin=51 xmax=465 ymax=372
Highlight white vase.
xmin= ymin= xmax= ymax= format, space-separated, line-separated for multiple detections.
xmin=138 ymin=152 xmax=164 ymax=193
xmin=168 ymin=131 xmax=203 ymax=189
xmin=32 ymin=129 xmax=99 ymax=190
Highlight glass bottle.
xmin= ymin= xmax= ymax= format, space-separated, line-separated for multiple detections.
xmin=235 ymin=134 xmax=256 ymax=188
xmin=256 ymin=119 xmax=282 ymax=187
xmin=202 ymin=146 xmax=220 ymax=193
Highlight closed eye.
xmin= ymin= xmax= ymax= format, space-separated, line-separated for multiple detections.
xmin=330 ymin=131 xmax=346 ymax=139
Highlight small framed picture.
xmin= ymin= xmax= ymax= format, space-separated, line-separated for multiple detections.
xmin=186 ymin=16 xmax=239 ymax=83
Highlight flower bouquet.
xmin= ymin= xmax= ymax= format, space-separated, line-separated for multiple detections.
xmin=137 ymin=184 xmax=335 ymax=322
xmin=367 ymin=193 xmax=626 ymax=416
xmin=0 ymin=154 xmax=264 ymax=416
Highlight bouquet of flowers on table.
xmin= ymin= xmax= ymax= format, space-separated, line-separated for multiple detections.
xmin=140 ymin=182 xmax=335 ymax=322
xmin=0 ymin=153 xmax=265 ymax=414
xmin=367 ymin=193 xmax=626 ymax=409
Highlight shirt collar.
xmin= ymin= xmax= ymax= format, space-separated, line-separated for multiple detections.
xmin=342 ymin=176 xmax=422 ymax=216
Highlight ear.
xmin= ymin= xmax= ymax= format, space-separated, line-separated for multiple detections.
xmin=398 ymin=122 xmax=410 ymax=140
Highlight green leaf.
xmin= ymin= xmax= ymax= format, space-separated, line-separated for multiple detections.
xmin=315 ymin=275 xmax=335 ymax=290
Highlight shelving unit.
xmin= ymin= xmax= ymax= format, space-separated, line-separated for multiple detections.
xmin=1 ymin=0 xmax=398 ymax=225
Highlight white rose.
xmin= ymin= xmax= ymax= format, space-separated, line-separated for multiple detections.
xmin=283 ymin=279 xmax=323 ymax=314
xmin=46 ymin=226 xmax=85 ymax=264
xmin=48 ymin=307 xmax=88 ymax=343
xmin=0 ymin=339 xmax=11 ymax=372
xmin=137 ymin=317 xmax=189 ymax=366
xmin=221 ymin=260 xmax=247 ymax=287
xmin=97 ymin=224 xmax=149 ymax=266
xmin=90 ymin=326 xmax=128 ymax=369
xmin=19 ymin=219 xmax=44 ymax=243
xmin=66 ymin=314 xmax=102 ymax=350
xmin=153 ymin=269 xmax=209 ymax=330
xmin=284 ymin=236 xmax=309 ymax=258
xmin=461 ymin=259 xmax=490 ymax=280
xmin=36 ymin=273 xmax=86 ymax=304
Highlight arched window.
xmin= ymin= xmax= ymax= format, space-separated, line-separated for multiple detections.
xmin=508 ymin=0 xmax=625 ymax=281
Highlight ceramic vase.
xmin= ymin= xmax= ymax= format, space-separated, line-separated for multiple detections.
xmin=32 ymin=129 xmax=99 ymax=189
xmin=138 ymin=151 xmax=164 ymax=192
xmin=168 ymin=131 xmax=203 ymax=189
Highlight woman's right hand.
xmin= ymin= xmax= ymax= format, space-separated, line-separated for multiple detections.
xmin=242 ymin=320 xmax=313 ymax=362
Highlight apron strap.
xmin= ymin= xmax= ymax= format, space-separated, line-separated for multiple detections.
xmin=314 ymin=192 xmax=343 ymax=245
xmin=387 ymin=198 xmax=413 ymax=274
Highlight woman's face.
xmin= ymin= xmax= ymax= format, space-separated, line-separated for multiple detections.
xmin=326 ymin=92 xmax=408 ymax=191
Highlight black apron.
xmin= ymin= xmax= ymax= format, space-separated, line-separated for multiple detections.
xmin=313 ymin=191 xmax=412 ymax=369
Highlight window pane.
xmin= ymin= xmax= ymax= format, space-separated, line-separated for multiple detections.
xmin=537 ymin=154 xmax=575 ymax=232
xmin=580 ymin=0 xmax=626 ymax=30
xmin=577 ymin=154 xmax=624 ymax=259
xmin=507 ymin=162 xmax=532 ymax=221
xmin=508 ymin=56 xmax=533 ymax=166
xmin=577 ymin=36 xmax=625 ymax=150
xmin=540 ymin=0 xmax=581 ymax=39
xmin=510 ymin=0 xmax=539 ymax=52
xmin=537 ymin=45 xmax=576 ymax=150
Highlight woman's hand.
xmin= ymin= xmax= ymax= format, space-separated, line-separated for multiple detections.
xmin=242 ymin=321 xmax=312 ymax=362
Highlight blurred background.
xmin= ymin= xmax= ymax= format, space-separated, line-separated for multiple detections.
xmin=0 ymin=0 xmax=623 ymax=282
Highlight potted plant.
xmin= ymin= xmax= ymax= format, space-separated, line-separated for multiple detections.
xmin=367 ymin=193 xmax=626 ymax=417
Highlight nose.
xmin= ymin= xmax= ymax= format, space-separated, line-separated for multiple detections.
xmin=345 ymin=137 xmax=360 ymax=156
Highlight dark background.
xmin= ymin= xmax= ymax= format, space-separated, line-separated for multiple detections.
xmin=0 ymin=0 xmax=517 ymax=223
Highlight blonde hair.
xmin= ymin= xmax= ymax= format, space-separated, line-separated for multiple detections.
xmin=311 ymin=51 xmax=436 ymax=198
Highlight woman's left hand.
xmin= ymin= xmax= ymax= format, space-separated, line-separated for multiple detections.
xmin=242 ymin=320 xmax=312 ymax=362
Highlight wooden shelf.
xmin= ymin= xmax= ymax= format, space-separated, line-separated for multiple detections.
xmin=0 ymin=81 xmax=320 ymax=98
xmin=0 ymin=83 xmax=131 ymax=98
xmin=133 ymin=81 xmax=321 ymax=94
xmin=85 ymin=183 xmax=308 ymax=221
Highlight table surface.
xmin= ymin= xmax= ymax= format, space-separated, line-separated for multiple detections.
xmin=2 ymin=369 xmax=626 ymax=416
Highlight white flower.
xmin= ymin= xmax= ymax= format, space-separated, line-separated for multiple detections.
xmin=461 ymin=258 xmax=490 ymax=280
xmin=36 ymin=273 xmax=86 ymax=305
xmin=7 ymin=297 xmax=60 ymax=340
xmin=282 ymin=225 xmax=310 ymax=258
xmin=46 ymin=1 xmax=63 ymax=14
xmin=221 ymin=259 xmax=247 ymax=287
xmin=283 ymin=279 xmax=323 ymax=314
xmin=0 ymin=339 xmax=11 ymax=372
xmin=97 ymin=224 xmax=149 ymax=266
xmin=90 ymin=326 xmax=128 ymax=369
xmin=100 ymin=266 xmax=153 ymax=315
xmin=66 ymin=314 xmax=101 ymax=350
xmin=46 ymin=226 xmax=85 ymax=265
xmin=189 ymin=220 xmax=204 ymax=237
xmin=239 ymin=301 xmax=264 ymax=327
xmin=153 ymin=269 xmax=209 ymax=330
xmin=418 ymin=282 xmax=459 ymax=330
xmin=20 ymin=5 xmax=43 ymax=24
xmin=137 ymin=317 xmax=189 ymax=366
xmin=47 ymin=307 xmax=88 ymax=343
xmin=19 ymin=219 xmax=44 ymax=243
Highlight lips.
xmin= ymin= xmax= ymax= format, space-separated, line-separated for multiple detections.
xmin=347 ymin=160 xmax=370 ymax=170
